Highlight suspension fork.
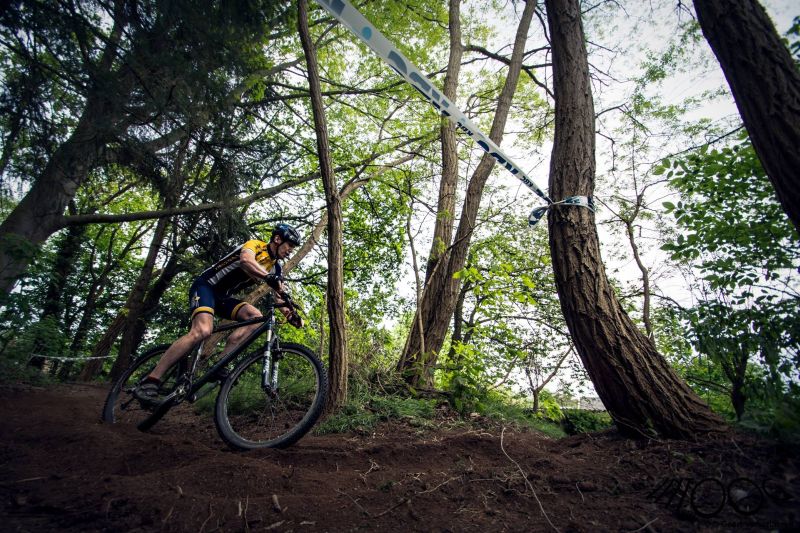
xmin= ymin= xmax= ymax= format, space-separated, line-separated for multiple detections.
xmin=260 ymin=329 xmax=280 ymax=396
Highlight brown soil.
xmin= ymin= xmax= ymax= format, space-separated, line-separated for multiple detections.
xmin=0 ymin=383 xmax=797 ymax=532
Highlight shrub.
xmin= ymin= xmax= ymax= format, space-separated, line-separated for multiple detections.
xmin=561 ymin=409 xmax=613 ymax=435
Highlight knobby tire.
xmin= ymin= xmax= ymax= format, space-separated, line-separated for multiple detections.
xmin=101 ymin=344 xmax=186 ymax=430
xmin=214 ymin=343 xmax=327 ymax=450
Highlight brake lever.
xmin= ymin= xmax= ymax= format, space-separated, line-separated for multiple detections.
xmin=278 ymin=291 xmax=304 ymax=317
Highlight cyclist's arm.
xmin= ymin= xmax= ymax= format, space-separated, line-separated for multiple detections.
xmin=239 ymin=248 xmax=271 ymax=280
xmin=241 ymin=250 xmax=302 ymax=325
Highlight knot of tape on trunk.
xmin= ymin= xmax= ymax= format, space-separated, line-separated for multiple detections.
xmin=528 ymin=196 xmax=596 ymax=226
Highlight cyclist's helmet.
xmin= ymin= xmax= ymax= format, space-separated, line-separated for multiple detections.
xmin=272 ymin=223 xmax=302 ymax=246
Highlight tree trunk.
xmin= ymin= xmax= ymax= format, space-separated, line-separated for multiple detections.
xmin=398 ymin=0 xmax=536 ymax=386
xmin=446 ymin=282 xmax=469 ymax=362
xmin=29 ymin=206 xmax=87 ymax=369
xmin=0 ymin=5 xmax=129 ymax=294
xmin=425 ymin=0 xmax=463 ymax=279
xmin=70 ymin=228 xmax=130 ymax=375
xmin=0 ymin=106 xmax=109 ymax=293
xmin=129 ymin=254 xmax=185 ymax=355
xmin=299 ymin=0 xmax=348 ymax=411
xmin=75 ymin=224 xmax=155 ymax=380
xmin=623 ymin=217 xmax=653 ymax=339
xmin=107 ymin=216 xmax=171 ymax=379
xmin=693 ymin=0 xmax=800 ymax=236
xmin=544 ymin=0 xmax=726 ymax=438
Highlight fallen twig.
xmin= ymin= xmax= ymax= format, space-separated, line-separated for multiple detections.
xmin=373 ymin=497 xmax=409 ymax=518
xmin=162 ymin=506 xmax=174 ymax=525
xmin=359 ymin=459 xmax=380 ymax=484
xmin=500 ymin=427 xmax=561 ymax=533
xmin=243 ymin=496 xmax=250 ymax=533
xmin=199 ymin=503 xmax=214 ymax=533
xmin=627 ymin=517 xmax=658 ymax=532
xmin=417 ymin=475 xmax=460 ymax=494
xmin=336 ymin=488 xmax=370 ymax=516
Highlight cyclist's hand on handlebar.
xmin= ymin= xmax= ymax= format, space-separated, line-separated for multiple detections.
xmin=263 ymin=273 xmax=284 ymax=291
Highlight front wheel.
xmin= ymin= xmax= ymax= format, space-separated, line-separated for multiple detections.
xmin=102 ymin=344 xmax=186 ymax=429
xmin=214 ymin=343 xmax=328 ymax=450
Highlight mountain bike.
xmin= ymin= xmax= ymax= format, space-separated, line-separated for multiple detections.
xmin=102 ymin=291 xmax=328 ymax=450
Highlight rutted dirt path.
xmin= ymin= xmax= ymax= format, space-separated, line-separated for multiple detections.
xmin=0 ymin=383 xmax=797 ymax=532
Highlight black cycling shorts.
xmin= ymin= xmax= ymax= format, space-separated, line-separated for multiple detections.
xmin=189 ymin=279 xmax=247 ymax=321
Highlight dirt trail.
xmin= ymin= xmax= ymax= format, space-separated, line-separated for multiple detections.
xmin=0 ymin=383 xmax=797 ymax=532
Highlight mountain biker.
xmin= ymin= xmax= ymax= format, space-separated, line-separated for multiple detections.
xmin=134 ymin=223 xmax=305 ymax=402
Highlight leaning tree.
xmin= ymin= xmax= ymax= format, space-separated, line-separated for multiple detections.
xmin=543 ymin=0 xmax=726 ymax=438
xmin=693 ymin=0 xmax=800 ymax=236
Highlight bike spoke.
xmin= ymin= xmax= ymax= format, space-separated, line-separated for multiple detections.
xmin=216 ymin=344 xmax=326 ymax=449
xmin=102 ymin=345 xmax=187 ymax=429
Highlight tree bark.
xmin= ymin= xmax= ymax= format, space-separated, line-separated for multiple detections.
xmin=544 ymin=0 xmax=726 ymax=438
xmin=623 ymin=217 xmax=653 ymax=339
xmin=425 ymin=0 xmax=463 ymax=279
xmin=28 ymin=203 xmax=87 ymax=369
xmin=693 ymin=0 xmax=800 ymax=236
xmin=75 ymin=224 xmax=154 ymax=380
xmin=0 ymin=103 xmax=116 ymax=293
xmin=107 ymin=216 xmax=171 ymax=379
xmin=398 ymin=0 xmax=537 ymax=386
xmin=0 ymin=4 xmax=130 ymax=294
xmin=299 ymin=0 xmax=348 ymax=411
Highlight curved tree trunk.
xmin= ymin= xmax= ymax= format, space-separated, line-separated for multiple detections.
xmin=693 ymin=0 xmax=800 ymax=236
xmin=0 ymin=106 xmax=110 ymax=293
xmin=544 ymin=0 xmax=726 ymax=438
xmin=0 ymin=6 xmax=129 ymax=294
xmin=107 ymin=216 xmax=171 ymax=379
xmin=299 ymin=0 xmax=348 ymax=411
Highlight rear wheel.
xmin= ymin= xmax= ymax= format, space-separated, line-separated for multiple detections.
xmin=102 ymin=345 xmax=187 ymax=429
xmin=214 ymin=343 xmax=327 ymax=449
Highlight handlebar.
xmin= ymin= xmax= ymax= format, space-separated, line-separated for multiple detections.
xmin=263 ymin=274 xmax=303 ymax=327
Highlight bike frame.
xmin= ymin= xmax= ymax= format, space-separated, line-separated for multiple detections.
xmin=139 ymin=297 xmax=287 ymax=428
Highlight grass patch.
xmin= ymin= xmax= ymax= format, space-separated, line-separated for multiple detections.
xmin=479 ymin=397 xmax=567 ymax=438
xmin=316 ymin=394 xmax=437 ymax=435
xmin=561 ymin=409 xmax=613 ymax=435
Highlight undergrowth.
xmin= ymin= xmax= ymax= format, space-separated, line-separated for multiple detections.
xmin=314 ymin=371 xmax=568 ymax=438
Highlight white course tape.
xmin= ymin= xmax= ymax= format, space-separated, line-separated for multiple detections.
xmin=313 ymin=0 xmax=597 ymax=225
xmin=314 ymin=0 xmax=550 ymax=199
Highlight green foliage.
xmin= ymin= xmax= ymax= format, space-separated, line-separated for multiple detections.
xmin=478 ymin=394 xmax=566 ymax=439
xmin=561 ymin=409 xmax=613 ymax=435
xmin=438 ymin=212 xmax=579 ymax=419
xmin=535 ymin=390 xmax=564 ymax=422
xmin=316 ymin=386 xmax=437 ymax=435
xmin=737 ymin=392 xmax=800 ymax=444
xmin=660 ymin=134 xmax=800 ymax=423
xmin=787 ymin=16 xmax=800 ymax=65
xmin=659 ymin=136 xmax=799 ymax=292
xmin=440 ymin=341 xmax=492 ymax=415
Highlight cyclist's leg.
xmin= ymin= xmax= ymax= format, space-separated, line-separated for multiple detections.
xmin=219 ymin=299 xmax=262 ymax=357
xmin=148 ymin=281 xmax=215 ymax=381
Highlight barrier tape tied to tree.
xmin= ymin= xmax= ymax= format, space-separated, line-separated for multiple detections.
xmin=313 ymin=0 xmax=595 ymax=225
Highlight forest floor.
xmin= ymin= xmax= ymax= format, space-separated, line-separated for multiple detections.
xmin=0 ymin=382 xmax=798 ymax=532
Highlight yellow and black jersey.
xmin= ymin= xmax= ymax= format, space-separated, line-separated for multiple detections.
xmin=196 ymin=240 xmax=282 ymax=296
